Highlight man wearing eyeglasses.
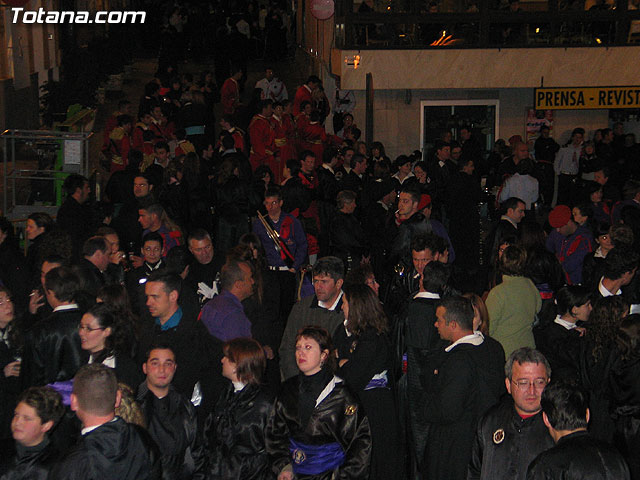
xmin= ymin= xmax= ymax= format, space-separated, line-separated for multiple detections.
xmin=468 ymin=347 xmax=555 ymax=480
xmin=126 ymin=232 xmax=165 ymax=316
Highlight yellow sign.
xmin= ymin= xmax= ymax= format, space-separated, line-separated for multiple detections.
xmin=535 ymin=87 xmax=640 ymax=110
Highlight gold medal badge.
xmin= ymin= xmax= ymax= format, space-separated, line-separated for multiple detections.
xmin=493 ymin=428 xmax=505 ymax=444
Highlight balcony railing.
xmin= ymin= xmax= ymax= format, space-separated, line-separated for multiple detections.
xmin=334 ymin=0 xmax=640 ymax=48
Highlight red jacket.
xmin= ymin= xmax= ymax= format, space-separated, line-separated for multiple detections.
xmin=249 ymin=115 xmax=275 ymax=169
xmin=293 ymin=85 xmax=313 ymax=116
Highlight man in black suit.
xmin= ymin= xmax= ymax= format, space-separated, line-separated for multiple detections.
xmin=21 ymin=266 xmax=84 ymax=387
xmin=487 ymin=196 xmax=526 ymax=265
xmin=56 ymin=174 xmax=93 ymax=256
xmin=73 ymin=236 xmax=111 ymax=299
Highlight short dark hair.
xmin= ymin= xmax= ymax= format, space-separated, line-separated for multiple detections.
xmin=142 ymin=231 xmax=164 ymax=248
xmin=82 ymin=236 xmax=109 ymax=258
xmin=140 ymin=203 xmax=164 ymax=219
xmin=555 ymin=285 xmax=591 ymax=317
xmin=259 ymin=99 xmax=273 ymax=111
xmin=144 ymin=342 xmax=176 ymax=362
xmin=313 ymin=256 xmax=345 ymax=282
xmin=571 ymin=127 xmax=585 ymax=138
xmin=116 ymin=114 xmax=133 ymax=127
xmin=223 ymin=338 xmax=266 ymax=385
xmin=439 ymin=295 xmax=474 ymax=331
xmin=17 ymin=386 xmax=64 ymax=425
xmin=411 ymin=232 xmax=440 ymax=254
xmin=264 ymin=185 xmax=282 ymax=201
xmin=422 ymin=262 xmax=451 ymax=294
xmin=604 ymin=247 xmax=639 ymax=280
xmin=399 ymin=184 xmax=421 ymax=204
xmin=63 ymin=174 xmax=88 ymax=196
xmin=306 ymin=75 xmax=321 ymax=85
xmin=502 ymin=196 xmax=525 ymax=213
xmin=505 ymin=347 xmax=551 ymax=379
xmin=299 ymin=149 xmax=315 ymax=162
xmin=146 ymin=272 xmax=181 ymax=297
xmin=541 ymin=381 xmax=589 ymax=431
xmin=350 ymin=154 xmax=366 ymax=170
xmin=154 ymin=141 xmax=169 ymax=152
xmin=44 ymin=266 xmax=80 ymax=302
xmin=73 ymin=363 xmax=118 ymax=416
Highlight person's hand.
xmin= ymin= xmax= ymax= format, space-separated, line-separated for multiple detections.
xmin=575 ymin=326 xmax=587 ymax=337
xmin=110 ymin=251 xmax=126 ymax=265
xmin=288 ymin=268 xmax=296 ymax=273
xmin=338 ymin=359 xmax=348 ymax=367
xmin=264 ymin=346 xmax=275 ymax=360
xmin=130 ymin=255 xmax=144 ymax=269
xmin=28 ymin=290 xmax=44 ymax=315
xmin=278 ymin=471 xmax=294 ymax=480
xmin=4 ymin=360 xmax=20 ymax=378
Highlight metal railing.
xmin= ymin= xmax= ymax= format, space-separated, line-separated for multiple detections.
xmin=335 ymin=0 xmax=640 ymax=48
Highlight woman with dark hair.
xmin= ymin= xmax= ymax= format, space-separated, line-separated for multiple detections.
xmin=266 ymin=326 xmax=371 ymax=480
xmin=534 ymin=285 xmax=591 ymax=381
xmin=334 ymin=284 xmax=401 ymax=480
xmin=585 ymin=180 xmax=612 ymax=225
xmin=26 ymin=213 xmax=54 ymax=275
xmin=518 ymin=221 xmax=565 ymax=325
xmin=486 ymin=245 xmax=542 ymax=357
xmin=204 ymin=338 xmax=273 ymax=480
xmin=581 ymin=221 xmax=613 ymax=290
xmin=78 ymin=303 xmax=141 ymax=389
xmin=0 ymin=386 xmax=64 ymax=478
xmin=253 ymin=164 xmax=277 ymax=201
xmin=579 ymin=296 xmax=629 ymax=443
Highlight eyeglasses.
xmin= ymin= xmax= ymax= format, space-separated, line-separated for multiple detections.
xmin=0 ymin=298 xmax=12 ymax=306
xmin=143 ymin=246 xmax=162 ymax=253
xmin=78 ymin=324 xmax=106 ymax=333
xmin=512 ymin=378 xmax=548 ymax=390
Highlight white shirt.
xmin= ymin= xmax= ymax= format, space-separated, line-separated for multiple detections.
xmin=445 ymin=331 xmax=484 ymax=352
xmin=554 ymin=315 xmax=577 ymax=330
xmin=554 ymin=144 xmax=582 ymax=175
xmin=499 ymin=173 xmax=539 ymax=209
xmin=81 ymin=417 xmax=117 ymax=436
xmin=319 ymin=291 xmax=344 ymax=311
xmin=53 ymin=303 xmax=79 ymax=313
xmin=599 ymin=277 xmax=622 ymax=297
xmin=413 ymin=291 xmax=440 ymax=300
xmin=255 ymin=77 xmax=288 ymax=102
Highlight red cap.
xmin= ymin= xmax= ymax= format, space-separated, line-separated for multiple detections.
xmin=418 ymin=194 xmax=432 ymax=211
xmin=548 ymin=205 xmax=572 ymax=228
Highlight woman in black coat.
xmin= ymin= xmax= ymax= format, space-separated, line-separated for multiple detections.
xmin=204 ymin=338 xmax=274 ymax=480
xmin=266 ymin=326 xmax=371 ymax=480
xmin=0 ymin=386 xmax=64 ymax=479
xmin=78 ymin=303 xmax=142 ymax=390
xmin=334 ymin=284 xmax=402 ymax=480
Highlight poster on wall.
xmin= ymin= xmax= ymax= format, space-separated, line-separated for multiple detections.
xmin=525 ymin=108 xmax=554 ymax=145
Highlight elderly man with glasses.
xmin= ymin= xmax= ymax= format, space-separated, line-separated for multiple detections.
xmin=468 ymin=347 xmax=555 ymax=480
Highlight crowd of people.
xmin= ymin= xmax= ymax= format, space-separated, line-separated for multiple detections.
xmin=2 ymin=8 xmax=640 ymax=477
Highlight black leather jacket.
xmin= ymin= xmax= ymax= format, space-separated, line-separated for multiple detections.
xmin=137 ymin=383 xmax=206 ymax=480
xmin=49 ymin=417 xmax=161 ymax=480
xmin=265 ymin=374 xmax=371 ymax=480
xmin=526 ymin=431 xmax=630 ymax=480
xmin=204 ymin=383 xmax=274 ymax=480
xmin=468 ymin=397 xmax=555 ymax=480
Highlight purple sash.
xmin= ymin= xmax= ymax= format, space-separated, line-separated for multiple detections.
xmin=289 ymin=438 xmax=345 ymax=475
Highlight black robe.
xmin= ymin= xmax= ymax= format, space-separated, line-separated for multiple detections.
xmin=0 ymin=438 xmax=59 ymax=479
xmin=422 ymin=340 xmax=506 ymax=480
xmin=204 ymin=383 xmax=274 ymax=480
xmin=265 ymin=373 xmax=371 ymax=480
xmin=48 ymin=417 xmax=161 ymax=480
